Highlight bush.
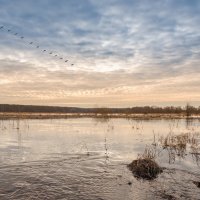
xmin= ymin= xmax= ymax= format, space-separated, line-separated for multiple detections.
xmin=128 ymin=158 xmax=163 ymax=180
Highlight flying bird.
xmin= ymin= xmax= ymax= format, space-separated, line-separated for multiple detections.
xmin=0 ymin=25 xmax=75 ymax=66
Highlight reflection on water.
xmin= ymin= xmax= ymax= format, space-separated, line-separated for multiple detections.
xmin=0 ymin=118 xmax=200 ymax=199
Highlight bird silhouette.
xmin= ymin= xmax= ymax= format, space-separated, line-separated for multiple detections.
xmin=0 ymin=25 xmax=75 ymax=66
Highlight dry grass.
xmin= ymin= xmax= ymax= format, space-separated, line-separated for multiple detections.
xmin=129 ymin=129 xmax=200 ymax=180
xmin=158 ymin=131 xmax=199 ymax=163
xmin=139 ymin=145 xmax=157 ymax=160
xmin=1 ymin=112 xmax=199 ymax=120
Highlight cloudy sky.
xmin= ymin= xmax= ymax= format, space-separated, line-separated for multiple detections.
xmin=0 ymin=0 xmax=200 ymax=107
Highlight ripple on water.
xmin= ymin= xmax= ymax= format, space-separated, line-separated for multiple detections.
xmin=0 ymin=154 xmax=199 ymax=200
xmin=0 ymin=118 xmax=200 ymax=199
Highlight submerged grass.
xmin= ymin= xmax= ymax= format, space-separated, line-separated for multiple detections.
xmin=128 ymin=128 xmax=200 ymax=180
xmin=159 ymin=131 xmax=200 ymax=164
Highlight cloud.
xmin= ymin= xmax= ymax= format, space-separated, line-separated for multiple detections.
xmin=0 ymin=0 xmax=200 ymax=106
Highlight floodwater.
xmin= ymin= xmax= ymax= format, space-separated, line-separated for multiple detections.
xmin=0 ymin=118 xmax=199 ymax=200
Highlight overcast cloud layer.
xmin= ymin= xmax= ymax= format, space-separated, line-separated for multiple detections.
xmin=0 ymin=0 xmax=200 ymax=107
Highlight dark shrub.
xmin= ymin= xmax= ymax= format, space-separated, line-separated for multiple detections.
xmin=128 ymin=158 xmax=163 ymax=180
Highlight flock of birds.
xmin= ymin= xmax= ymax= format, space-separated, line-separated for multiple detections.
xmin=0 ymin=25 xmax=74 ymax=66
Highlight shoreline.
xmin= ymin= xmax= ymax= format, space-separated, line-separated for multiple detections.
xmin=0 ymin=112 xmax=200 ymax=120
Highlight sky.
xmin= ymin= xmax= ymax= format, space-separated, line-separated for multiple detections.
xmin=0 ymin=0 xmax=200 ymax=108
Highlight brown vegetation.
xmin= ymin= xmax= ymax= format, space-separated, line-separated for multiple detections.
xmin=193 ymin=181 xmax=200 ymax=188
xmin=128 ymin=158 xmax=163 ymax=180
xmin=0 ymin=112 xmax=198 ymax=120
xmin=128 ymin=146 xmax=163 ymax=180
xmin=159 ymin=132 xmax=200 ymax=164
xmin=128 ymin=129 xmax=200 ymax=180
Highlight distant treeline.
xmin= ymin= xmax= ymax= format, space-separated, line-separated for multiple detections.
xmin=0 ymin=104 xmax=199 ymax=115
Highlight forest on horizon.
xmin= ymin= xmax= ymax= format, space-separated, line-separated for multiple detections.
xmin=0 ymin=104 xmax=199 ymax=115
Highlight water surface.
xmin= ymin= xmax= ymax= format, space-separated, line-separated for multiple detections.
xmin=0 ymin=118 xmax=199 ymax=199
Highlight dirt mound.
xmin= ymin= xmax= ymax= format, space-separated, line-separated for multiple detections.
xmin=128 ymin=158 xmax=163 ymax=180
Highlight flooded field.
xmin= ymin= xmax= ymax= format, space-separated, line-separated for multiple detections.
xmin=0 ymin=118 xmax=199 ymax=200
